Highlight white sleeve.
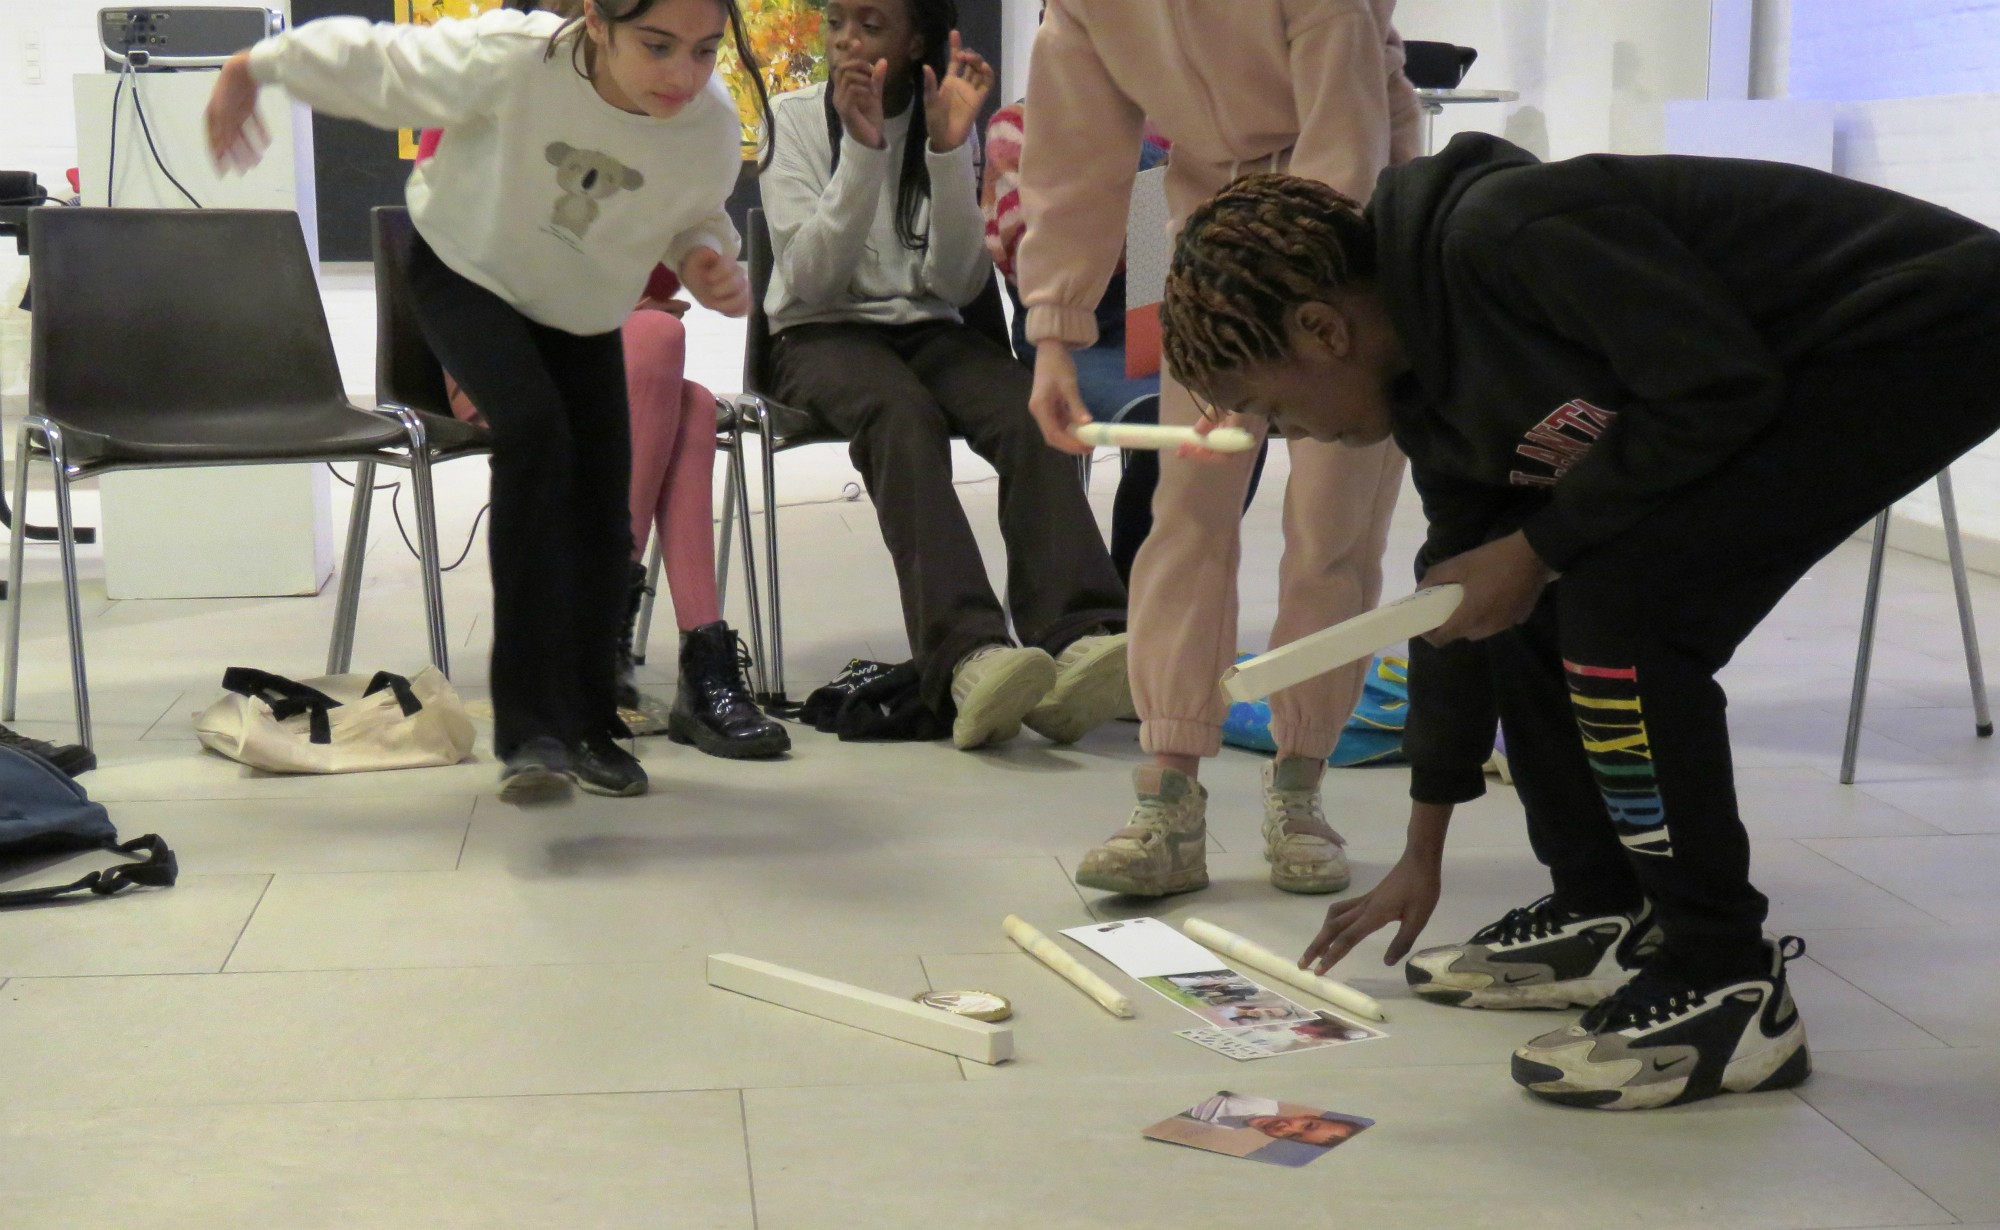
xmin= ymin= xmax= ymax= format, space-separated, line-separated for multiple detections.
xmin=667 ymin=207 xmax=742 ymax=273
xmin=763 ymin=96 xmax=893 ymax=309
xmin=246 ymin=12 xmax=534 ymax=130
xmin=920 ymin=133 xmax=995 ymax=307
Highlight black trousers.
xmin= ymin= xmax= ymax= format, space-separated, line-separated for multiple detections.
xmin=769 ymin=318 xmax=1128 ymax=712
xmin=1488 ymin=315 xmax=2000 ymax=982
xmin=405 ymin=235 xmax=632 ymax=757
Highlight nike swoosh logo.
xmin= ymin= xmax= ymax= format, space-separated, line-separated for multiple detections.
xmin=1650 ymin=1056 xmax=1688 ymax=1073
xmin=1501 ymin=971 xmax=1540 ymax=984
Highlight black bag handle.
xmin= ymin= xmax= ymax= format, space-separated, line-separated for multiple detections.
xmin=221 ymin=667 xmax=342 ymax=744
xmin=363 ymin=671 xmax=423 ymax=717
xmin=0 ymin=834 xmax=178 ymax=908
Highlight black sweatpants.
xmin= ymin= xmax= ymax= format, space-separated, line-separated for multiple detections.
xmin=1488 ymin=315 xmax=2000 ymax=983
xmin=405 ymin=235 xmax=632 ymax=758
xmin=768 ymin=318 xmax=1128 ymax=713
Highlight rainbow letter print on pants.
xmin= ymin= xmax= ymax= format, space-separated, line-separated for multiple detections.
xmin=1564 ymin=659 xmax=1672 ymax=857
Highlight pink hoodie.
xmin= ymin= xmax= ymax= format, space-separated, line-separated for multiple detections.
xmin=1016 ymin=0 xmax=1421 ymax=348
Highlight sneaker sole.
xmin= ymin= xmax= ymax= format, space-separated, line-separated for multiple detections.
xmin=1407 ymin=970 xmax=1632 ymax=1011
xmin=575 ymin=770 xmax=649 ymax=798
xmin=1270 ymin=866 xmax=1352 ymax=894
xmin=1023 ymin=638 xmax=1130 ymax=745
xmin=1514 ymin=1031 xmax=1812 ymax=1111
xmin=499 ymin=766 xmax=576 ymax=807
xmin=1073 ymin=865 xmax=1210 ymax=898
xmin=953 ymin=656 xmax=1059 ymax=750
xmin=666 ymin=711 xmax=791 ymax=760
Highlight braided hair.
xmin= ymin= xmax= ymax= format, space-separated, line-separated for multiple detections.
xmin=822 ymin=0 xmax=959 ymax=251
xmin=1160 ymin=174 xmax=1377 ymax=398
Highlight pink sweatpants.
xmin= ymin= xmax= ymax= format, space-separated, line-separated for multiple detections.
xmin=1129 ymin=374 xmax=1406 ymax=763
xmin=622 ymin=307 xmax=723 ymax=632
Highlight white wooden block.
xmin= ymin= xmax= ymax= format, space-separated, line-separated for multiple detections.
xmin=1221 ymin=585 xmax=1463 ymax=703
xmin=707 ymin=954 xmax=1014 ymax=1065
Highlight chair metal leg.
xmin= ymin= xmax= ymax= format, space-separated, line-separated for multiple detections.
xmin=387 ymin=407 xmax=451 ymax=676
xmin=752 ymin=398 xmax=787 ymax=705
xmin=1077 ymin=452 xmax=1093 ymax=491
xmin=716 ymin=444 xmax=735 ymax=619
xmin=48 ymin=428 xmax=91 ymax=751
xmin=326 ymin=460 xmax=376 ymax=675
xmin=1936 ymin=468 xmax=1993 ymax=737
xmin=633 ymin=531 xmax=664 ymax=665
xmin=730 ymin=430 xmax=767 ymax=699
xmin=1841 ymin=509 xmax=1893 ymax=785
xmin=3 ymin=421 xmax=35 ymax=722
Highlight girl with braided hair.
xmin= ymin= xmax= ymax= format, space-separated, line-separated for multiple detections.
xmin=1165 ymin=137 xmax=2000 ymax=1110
xmin=760 ymin=0 xmax=1131 ymax=751
xmin=1015 ymin=0 xmax=1421 ymax=901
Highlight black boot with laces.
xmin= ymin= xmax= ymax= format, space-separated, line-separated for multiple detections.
xmin=614 ymin=560 xmax=650 ymax=713
xmin=667 ymin=622 xmax=790 ymax=759
xmin=1404 ymin=894 xmax=1663 ymax=1009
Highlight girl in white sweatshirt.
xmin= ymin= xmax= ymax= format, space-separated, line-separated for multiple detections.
xmin=207 ymin=0 xmax=770 ymax=804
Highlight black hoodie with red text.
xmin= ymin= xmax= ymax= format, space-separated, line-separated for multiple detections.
xmin=1372 ymin=133 xmax=2000 ymax=803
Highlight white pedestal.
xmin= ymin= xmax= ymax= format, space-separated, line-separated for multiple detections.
xmin=100 ymin=465 xmax=335 ymax=599
xmin=73 ymin=70 xmax=336 ymax=599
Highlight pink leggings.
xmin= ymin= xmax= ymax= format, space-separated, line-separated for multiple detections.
xmin=622 ymin=308 xmax=722 ymax=632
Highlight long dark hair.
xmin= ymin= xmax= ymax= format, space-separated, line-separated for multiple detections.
xmin=822 ymin=0 xmax=957 ymax=250
xmin=547 ymin=0 xmax=776 ymax=170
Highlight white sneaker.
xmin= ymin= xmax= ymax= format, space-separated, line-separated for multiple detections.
xmin=949 ymin=645 xmax=1057 ymax=750
xmin=1023 ymin=632 xmax=1131 ymax=744
xmin=1261 ymin=757 xmax=1348 ymax=893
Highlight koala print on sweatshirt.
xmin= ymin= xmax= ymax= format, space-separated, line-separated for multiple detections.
xmin=545 ymin=142 xmax=646 ymax=240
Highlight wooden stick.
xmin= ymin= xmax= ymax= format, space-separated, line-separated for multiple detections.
xmin=708 ymin=954 xmax=1014 ymax=1064
xmin=1003 ymin=914 xmax=1135 ymax=1018
xmin=1072 ymin=422 xmax=1256 ymax=453
xmin=1221 ymin=586 xmax=1463 ymax=703
xmin=1181 ymin=918 xmax=1386 ymax=1022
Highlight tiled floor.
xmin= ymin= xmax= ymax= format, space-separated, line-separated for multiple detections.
xmin=3 ymin=307 xmax=1998 ymax=1227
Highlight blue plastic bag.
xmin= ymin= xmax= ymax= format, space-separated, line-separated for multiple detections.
xmin=1221 ymin=655 xmax=1409 ymax=767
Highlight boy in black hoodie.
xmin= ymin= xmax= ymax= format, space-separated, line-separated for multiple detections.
xmin=1158 ymin=133 xmax=2000 ymax=1110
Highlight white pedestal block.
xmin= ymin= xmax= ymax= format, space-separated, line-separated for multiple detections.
xmin=100 ymin=464 xmax=334 ymax=599
xmin=73 ymin=70 xmax=336 ymax=599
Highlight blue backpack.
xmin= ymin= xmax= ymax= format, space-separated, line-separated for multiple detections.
xmin=0 ymin=745 xmax=176 ymax=906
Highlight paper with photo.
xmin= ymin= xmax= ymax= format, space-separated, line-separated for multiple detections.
xmin=1141 ymin=969 xmax=1318 ymax=1029
xmin=1144 ymin=1091 xmax=1373 ymax=1167
xmin=1178 ymin=1011 xmax=1386 ymax=1061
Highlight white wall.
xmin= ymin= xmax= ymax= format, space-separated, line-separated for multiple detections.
xmin=1 ymin=1 xmax=290 ymax=396
xmin=1391 ymin=0 xmax=1730 ymax=159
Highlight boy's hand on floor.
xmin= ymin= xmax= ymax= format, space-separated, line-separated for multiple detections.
xmin=1422 ymin=531 xmax=1555 ymax=644
xmin=1301 ymin=851 xmax=1442 ymax=972
xmin=1030 ymin=341 xmax=1095 ymax=455
xmin=680 ymin=248 xmax=751 ymax=318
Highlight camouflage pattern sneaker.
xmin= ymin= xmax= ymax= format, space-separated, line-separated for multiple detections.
xmin=1261 ymin=757 xmax=1349 ymax=893
xmin=1074 ymin=765 xmax=1209 ymax=897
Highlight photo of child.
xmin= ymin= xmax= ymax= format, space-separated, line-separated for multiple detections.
xmin=1145 ymin=969 xmax=1316 ymax=1028
xmin=1144 ymin=1092 xmax=1374 ymax=1168
xmin=1177 ymin=1010 xmax=1386 ymax=1061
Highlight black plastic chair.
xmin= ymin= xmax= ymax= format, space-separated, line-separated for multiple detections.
xmin=733 ymin=207 xmax=1073 ymax=704
xmin=2 ymin=208 xmax=471 ymax=749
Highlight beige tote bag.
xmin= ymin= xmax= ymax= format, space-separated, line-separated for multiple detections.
xmin=195 ymin=667 xmax=475 ymax=774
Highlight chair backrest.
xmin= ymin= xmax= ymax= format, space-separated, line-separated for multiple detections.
xmin=744 ymin=205 xmax=1014 ymax=396
xmin=371 ymin=206 xmax=452 ymax=417
xmin=28 ymin=208 xmax=347 ymax=424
